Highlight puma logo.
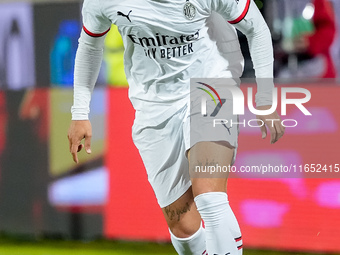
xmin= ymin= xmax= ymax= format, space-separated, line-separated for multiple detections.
xmin=117 ymin=10 xmax=132 ymax=22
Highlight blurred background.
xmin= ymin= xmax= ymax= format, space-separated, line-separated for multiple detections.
xmin=0 ymin=0 xmax=339 ymax=254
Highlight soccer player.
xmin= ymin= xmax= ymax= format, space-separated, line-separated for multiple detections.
xmin=67 ymin=0 xmax=285 ymax=254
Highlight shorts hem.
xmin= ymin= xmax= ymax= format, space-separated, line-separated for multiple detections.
xmin=158 ymin=182 xmax=192 ymax=208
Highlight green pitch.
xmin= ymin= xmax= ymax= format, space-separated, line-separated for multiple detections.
xmin=0 ymin=239 xmax=175 ymax=255
xmin=0 ymin=239 xmax=335 ymax=255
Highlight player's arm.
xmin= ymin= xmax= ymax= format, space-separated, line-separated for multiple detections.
xmin=235 ymin=0 xmax=285 ymax=144
xmin=68 ymin=0 xmax=111 ymax=163
xmin=215 ymin=0 xmax=284 ymax=143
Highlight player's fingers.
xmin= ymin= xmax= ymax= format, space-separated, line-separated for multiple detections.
xmin=70 ymin=138 xmax=84 ymax=163
xmin=70 ymin=143 xmax=80 ymax=163
xmin=281 ymin=121 xmax=286 ymax=134
xmin=258 ymin=119 xmax=267 ymax=139
xmin=265 ymin=121 xmax=277 ymax=144
xmin=84 ymin=134 xmax=92 ymax=154
xmin=77 ymin=144 xmax=84 ymax=152
xmin=275 ymin=121 xmax=285 ymax=141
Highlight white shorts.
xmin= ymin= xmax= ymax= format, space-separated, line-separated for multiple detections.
xmin=132 ymin=83 xmax=239 ymax=208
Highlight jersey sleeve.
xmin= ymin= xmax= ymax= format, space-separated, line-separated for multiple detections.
xmin=71 ymin=0 xmax=110 ymax=120
xmin=211 ymin=0 xmax=251 ymax=25
xmin=212 ymin=0 xmax=274 ymax=107
xmin=82 ymin=0 xmax=112 ymax=37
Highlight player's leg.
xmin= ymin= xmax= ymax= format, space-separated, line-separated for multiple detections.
xmin=162 ymin=186 xmax=207 ymax=255
xmin=189 ymin=141 xmax=243 ymax=255
xmin=132 ymin=106 xmax=207 ymax=255
xmin=162 ymin=186 xmax=200 ymax=238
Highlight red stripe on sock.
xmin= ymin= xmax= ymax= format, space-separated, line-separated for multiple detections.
xmin=235 ymin=236 xmax=242 ymax=242
xmin=237 ymin=245 xmax=243 ymax=250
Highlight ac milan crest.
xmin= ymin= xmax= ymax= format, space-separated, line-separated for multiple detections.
xmin=183 ymin=1 xmax=196 ymax=20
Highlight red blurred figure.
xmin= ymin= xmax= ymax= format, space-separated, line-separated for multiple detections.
xmin=19 ymin=89 xmax=49 ymax=142
xmin=305 ymin=0 xmax=336 ymax=78
xmin=278 ymin=0 xmax=336 ymax=79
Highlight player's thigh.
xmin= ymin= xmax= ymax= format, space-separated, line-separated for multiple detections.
xmin=132 ymin=106 xmax=192 ymax=208
xmin=188 ymin=141 xmax=234 ymax=197
xmin=161 ymin=186 xmax=202 ymax=238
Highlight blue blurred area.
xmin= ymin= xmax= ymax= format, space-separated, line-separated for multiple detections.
xmin=50 ymin=20 xmax=81 ymax=86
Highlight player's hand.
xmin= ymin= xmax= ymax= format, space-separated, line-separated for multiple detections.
xmin=256 ymin=105 xmax=285 ymax=144
xmin=67 ymin=120 xmax=92 ymax=163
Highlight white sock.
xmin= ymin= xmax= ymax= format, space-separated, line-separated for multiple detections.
xmin=195 ymin=192 xmax=242 ymax=255
xmin=170 ymin=223 xmax=207 ymax=255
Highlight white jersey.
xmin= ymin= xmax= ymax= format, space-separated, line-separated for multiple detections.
xmin=72 ymin=0 xmax=274 ymax=121
xmin=81 ymin=0 xmax=251 ymax=122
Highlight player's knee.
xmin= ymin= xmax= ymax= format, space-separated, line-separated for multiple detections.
xmin=162 ymin=189 xmax=201 ymax=238
xmin=169 ymin=219 xmax=200 ymax=239
xmin=164 ymin=203 xmax=201 ymax=238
